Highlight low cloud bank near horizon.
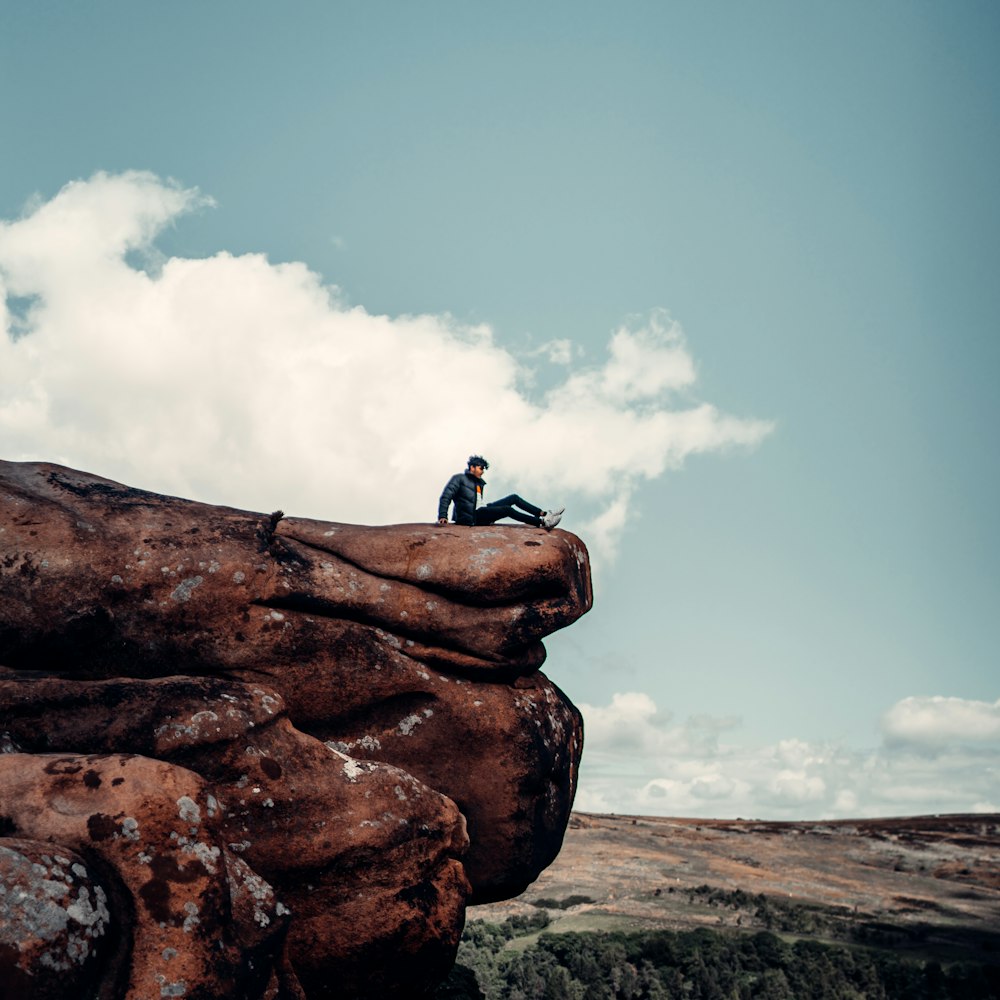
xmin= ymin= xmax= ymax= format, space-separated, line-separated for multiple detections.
xmin=0 ymin=171 xmax=772 ymax=562
xmin=576 ymin=691 xmax=1000 ymax=819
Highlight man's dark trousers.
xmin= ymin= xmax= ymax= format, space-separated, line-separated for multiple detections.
xmin=473 ymin=494 xmax=542 ymax=526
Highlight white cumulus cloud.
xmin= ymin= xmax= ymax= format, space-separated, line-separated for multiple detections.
xmin=575 ymin=690 xmax=1000 ymax=819
xmin=0 ymin=171 xmax=772 ymax=562
xmin=881 ymin=695 xmax=1000 ymax=748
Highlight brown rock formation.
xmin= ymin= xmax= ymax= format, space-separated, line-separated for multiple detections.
xmin=0 ymin=460 xmax=591 ymax=999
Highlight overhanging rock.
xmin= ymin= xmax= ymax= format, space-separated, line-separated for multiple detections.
xmin=0 ymin=460 xmax=591 ymax=999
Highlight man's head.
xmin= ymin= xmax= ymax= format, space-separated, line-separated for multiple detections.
xmin=467 ymin=455 xmax=489 ymax=475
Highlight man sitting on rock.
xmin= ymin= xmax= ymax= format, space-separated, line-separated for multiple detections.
xmin=438 ymin=455 xmax=564 ymax=530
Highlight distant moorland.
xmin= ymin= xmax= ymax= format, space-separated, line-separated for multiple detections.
xmin=437 ymin=812 xmax=1000 ymax=998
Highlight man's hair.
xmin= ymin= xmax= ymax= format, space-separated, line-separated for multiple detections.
xmin=467 ymin=455 xmax=489 ymax=470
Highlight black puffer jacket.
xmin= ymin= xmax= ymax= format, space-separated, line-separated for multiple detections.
xmin=438 ymin=472 xmax=485 ymax=525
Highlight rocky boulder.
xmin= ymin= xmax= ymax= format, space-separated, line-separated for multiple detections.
xmin=0 ymin=460 xmax=591 ymax=999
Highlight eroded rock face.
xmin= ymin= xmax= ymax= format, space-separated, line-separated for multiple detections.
xmin=0 ymin=460 xmax=591 ymax=998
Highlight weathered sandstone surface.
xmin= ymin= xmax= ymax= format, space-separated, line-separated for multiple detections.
xmin=0 ymin=460 xmax=591 ymax=999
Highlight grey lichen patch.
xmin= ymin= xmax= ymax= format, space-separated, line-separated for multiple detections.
xmin=226 ymin=853 xmax=284 ymax=929
xmin=470 ymin=545 xmax=502 ymax=575
xmin=340 ymin=758 xmax=366 ymax=782
xmin=154 ymin=718 xmax=212 ymax=747
xmin=176 ymin=796 xmax=201 ymax=825
xmin=180 ymin=840 xmax=220 ymax=874
xmin=375 ymin=627 xmax=402 ymax=649
xmin=398 ymin=707 xmax=433 ymax=736
xmin=324 ymin=746 xmax=378 ymax=783
xmin=170 ymin=576 xmax=203 ymax=602
xmin=0 ymin=844 xmax=110 ymax=972
xmin=328 ymin=733 xmax=382 ymax=755
xmin=252 ymin=689 xmax=282 ymax=715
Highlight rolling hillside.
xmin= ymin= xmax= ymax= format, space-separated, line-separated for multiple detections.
xmin=469 ymin=812 xmax=1000 ymax=961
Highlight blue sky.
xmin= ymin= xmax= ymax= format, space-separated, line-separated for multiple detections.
xmin=2 ymin=1 xmax=998 ymax=819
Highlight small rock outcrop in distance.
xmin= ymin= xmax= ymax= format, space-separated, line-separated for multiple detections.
xmin=0 ymin=460 xmax=592 ymax=999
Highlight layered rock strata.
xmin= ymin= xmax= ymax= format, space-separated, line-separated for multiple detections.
xmin=0 ymin=460 xmax=590 ymax=999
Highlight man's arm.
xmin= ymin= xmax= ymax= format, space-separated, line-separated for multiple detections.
xmin=437 ymin=474 xmax=460 ymax=523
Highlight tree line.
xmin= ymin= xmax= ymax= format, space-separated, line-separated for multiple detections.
xmin=435 ymin=911 xmax=1000 ymax=999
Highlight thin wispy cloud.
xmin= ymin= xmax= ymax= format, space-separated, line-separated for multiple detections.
xmin=576 ymin=691 xmax=1000 ymax=818
xmin=0 ymin=171 xmax=772 ymax=561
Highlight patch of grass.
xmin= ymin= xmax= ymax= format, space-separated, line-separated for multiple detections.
xmin=504 ymin=910 xmax=649 ymax=951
